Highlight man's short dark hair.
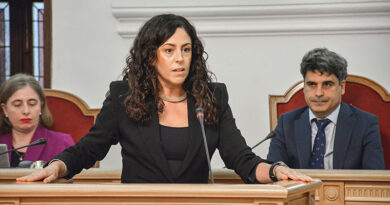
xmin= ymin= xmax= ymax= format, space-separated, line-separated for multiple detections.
xmin=300 ymin=48 xmax=348 ymax=83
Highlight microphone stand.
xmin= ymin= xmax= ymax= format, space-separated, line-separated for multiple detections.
xmin=0 ymin=138 xmax=47 ymax=155
xmin=251 ymin=131 xmax=276 ymax=150
xmin=223 ymin=131 xmax=276 ymax=169
xmin=196 ymin=108 xmax=214 ymax=184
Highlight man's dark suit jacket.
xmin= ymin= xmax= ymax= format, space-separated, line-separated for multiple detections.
xmin=267 ymin=102 xmax=385 ymax=169
xmin=56 ymin=81 xmax=265 ymax=183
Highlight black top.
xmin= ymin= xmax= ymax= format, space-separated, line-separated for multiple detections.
xmin=10 ymin=150 xmax=25 ymax=167
xmin=159 ymin=124 xmax=189 ymax=178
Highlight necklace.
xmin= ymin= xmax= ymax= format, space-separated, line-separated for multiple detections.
xmin=159 ymin=93 xmax=187 ymax=103
xmin=14 ymin=151 xmax=25 ymax=161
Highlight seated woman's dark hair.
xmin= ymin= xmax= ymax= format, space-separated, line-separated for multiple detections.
xmin=122 ymin=14 xmax=217 ymax=124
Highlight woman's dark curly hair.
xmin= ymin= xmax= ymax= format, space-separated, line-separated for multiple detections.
xmin=122 ymin=14 xmax=217 ymax=124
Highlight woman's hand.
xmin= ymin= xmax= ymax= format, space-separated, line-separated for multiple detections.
xmin=274 ymin=165 xmax=314 ymax=182
xmin=16 ymin=160 xmax=66 ymax=183
xmin=255 ymin=162 xmax=314 ymax=183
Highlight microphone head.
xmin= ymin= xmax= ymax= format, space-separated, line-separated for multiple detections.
xmin=195 ymin=107 xmax=204 ymax=114
xmin=30 ymin=138 xmax=47 ymax=146
xmin=266 ymin=131 xmax=276 ymax=140
xmin=195 ymin=108 xmax=204 ymax=120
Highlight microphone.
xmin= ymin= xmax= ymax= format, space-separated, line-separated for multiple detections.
xmin=195 ymin=107 xmax=214 ymax=184
xmin=251 ymin=131 xmax=276 ymax=150
xmin=222 ymin=131 xmax=277 ymax=169
xmin=0 ymin=138 xmax=47 ymax=155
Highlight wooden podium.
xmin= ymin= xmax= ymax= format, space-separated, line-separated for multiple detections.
xmin=2 ymin=168 xmax=389 ymax=204
xmin=0 ymin=180 xmax=320 ymax=205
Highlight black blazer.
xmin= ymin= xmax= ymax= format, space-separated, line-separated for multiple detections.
xmin=57 ymin=81 xmax=265 ymax=183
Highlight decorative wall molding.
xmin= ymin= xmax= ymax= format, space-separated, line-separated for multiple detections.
xmin=111 ymin=0 xmax=390 ymax=38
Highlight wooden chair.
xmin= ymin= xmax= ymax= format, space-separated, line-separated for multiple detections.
xmin=269 ymin=74 xmax=390 ymax=169
xmin=44 ymin=89 xmax=100 ymax=167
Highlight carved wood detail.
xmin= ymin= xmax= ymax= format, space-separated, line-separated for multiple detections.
xmin=345 ymin=184 xmax=390 ymax=202
xmin=320 ymin=182 xmax=345 ymax=204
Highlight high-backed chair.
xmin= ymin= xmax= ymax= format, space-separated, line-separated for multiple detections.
xmin=269 ymin=74 xmax=390 ymax=169
xmin=44 ymin=89 xmax=100 ymax=143
xmin=44 ymin=89 xmax=100 ymax=167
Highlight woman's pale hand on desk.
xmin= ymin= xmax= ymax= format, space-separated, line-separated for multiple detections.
xmin=16 ymin=160 xmax=66 ymax=183
xmin=256 ymin=162 xmax=314 ymax=183
xmin=275 ymin=165 xmax=314 ymax=182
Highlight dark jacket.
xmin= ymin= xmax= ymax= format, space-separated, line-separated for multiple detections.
xmin=56 ymin=81 xmax=265 ymax=183
xmin=267 ymin=102 xmax=385 ymax=169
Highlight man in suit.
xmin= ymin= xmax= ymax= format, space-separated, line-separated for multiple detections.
xmin=267 ymin=48 xmax=385 ymax=169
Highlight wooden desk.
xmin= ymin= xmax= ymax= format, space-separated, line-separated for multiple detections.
xmin=214 ymin=169 xmax=390 ymax=205
xmin=0 ymin=181 xmax=320 ymax=205
xmin=1 ymin=168 xmax=389 ymax=204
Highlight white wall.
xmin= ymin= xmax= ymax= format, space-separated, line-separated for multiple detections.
xmin=51 ymin=0 xmax=390 ymax=169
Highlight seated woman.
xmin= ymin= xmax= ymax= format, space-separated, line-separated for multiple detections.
xmin=0 ymin=74 xmax=74 ymax=167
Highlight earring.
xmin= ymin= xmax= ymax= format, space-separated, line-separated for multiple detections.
xmin=40 ymin=112 xmax=42 ymax=116
xmin=5 ymin=115 xmax=8 ymax=118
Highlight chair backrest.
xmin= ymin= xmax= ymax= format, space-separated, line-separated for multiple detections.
xmin=269 ymin=74 xmax=390 ymax=169
xmin=44 ymin=89 xmax=100 ymax=144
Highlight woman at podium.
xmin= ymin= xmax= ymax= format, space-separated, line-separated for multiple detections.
xmin=17 ymin=14 xmax=312 ymax=184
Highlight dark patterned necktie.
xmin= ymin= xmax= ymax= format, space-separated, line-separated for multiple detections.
xmin=309 ymin=119 xmax=331 ymax=169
